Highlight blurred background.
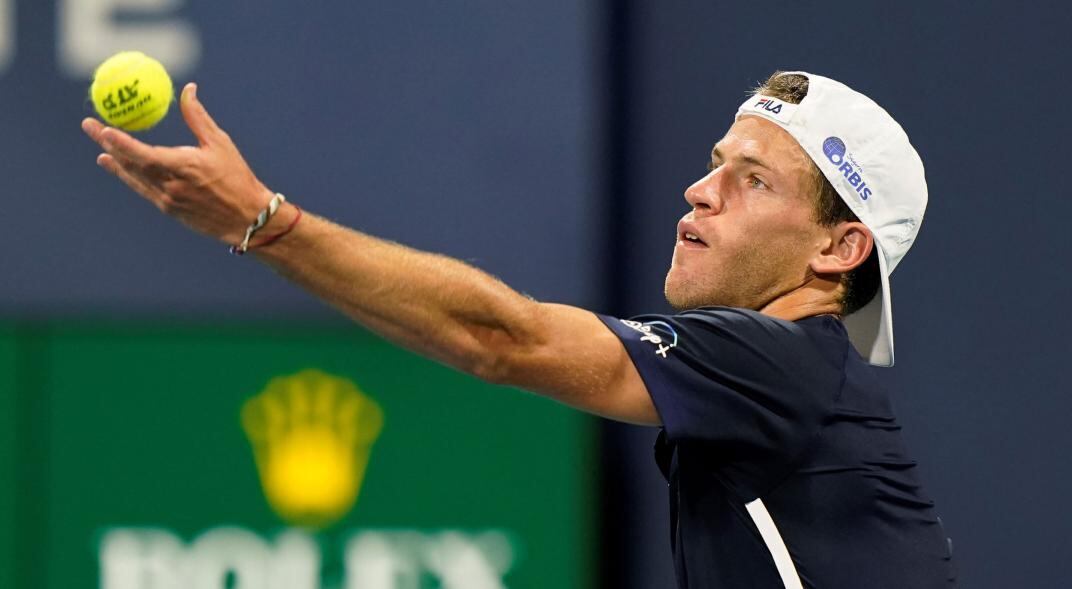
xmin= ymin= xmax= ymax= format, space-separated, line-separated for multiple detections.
xmin=2 ymin=0 xmax=1070 ymax=587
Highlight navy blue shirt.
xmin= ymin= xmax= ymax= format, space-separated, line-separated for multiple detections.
xmin=599 ymin=308 xmax=956 ymax=589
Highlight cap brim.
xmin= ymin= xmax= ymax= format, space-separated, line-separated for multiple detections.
xmin=842 ymin=241 xmax=894 ymax=366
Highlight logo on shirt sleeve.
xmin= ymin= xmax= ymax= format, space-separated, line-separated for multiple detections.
xmin=619 ymin=319 xmax=679 ymax=358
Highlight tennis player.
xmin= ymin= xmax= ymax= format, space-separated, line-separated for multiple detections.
xmin=82 ymin=71 xmax=956 ymax=588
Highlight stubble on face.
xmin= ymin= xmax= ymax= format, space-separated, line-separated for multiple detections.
xmin=664 ymin=227 xmax=813 ymax=312
xmin=663 ymin=117 xmax=820 ymax=312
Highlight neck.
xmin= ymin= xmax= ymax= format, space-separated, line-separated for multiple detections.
xmin=758 ymin=274 xmax=843 ymax=322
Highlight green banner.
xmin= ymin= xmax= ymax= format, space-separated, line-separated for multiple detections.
xmin=0 ymin=327 xmax=15 ymax=589
xmin=7 ymin=323 xmax=594 ymax=588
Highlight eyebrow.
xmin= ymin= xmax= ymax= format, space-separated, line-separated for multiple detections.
xmin=710 ymin=146 xmax=776 ymax=173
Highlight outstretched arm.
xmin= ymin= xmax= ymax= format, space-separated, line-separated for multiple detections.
xmin=81 ymin=83 xmax=659 ymax=426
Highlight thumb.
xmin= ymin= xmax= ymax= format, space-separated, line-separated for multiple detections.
xmin=180 ymin=83 xmax=224 ymax=146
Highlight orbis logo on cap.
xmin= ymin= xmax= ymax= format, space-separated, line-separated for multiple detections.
xmin=823 ymin=136 xmax=873 ymax=201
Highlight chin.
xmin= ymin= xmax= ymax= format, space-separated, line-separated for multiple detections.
xmin=664 ymin=292 xmax=689 ymax=312
xmin=665 ymin=269 xmax=753 ymax=312
xmin=664 ymin=273 xmax=713 ymax=311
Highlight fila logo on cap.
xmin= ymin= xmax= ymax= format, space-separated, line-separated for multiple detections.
xmin=740 ymin=94 xmax=799 ymax=124
xmin=754 ymin=97 xmax=784 ymax=114
xmin=822 ymin=137 xmax=873 ymax=201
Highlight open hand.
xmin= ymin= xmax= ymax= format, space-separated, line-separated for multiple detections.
xmin=82 ymin=83 xmax=275 ymax=246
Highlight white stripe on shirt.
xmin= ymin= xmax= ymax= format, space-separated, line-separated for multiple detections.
xmin=745 ymin=498 xmax=804 ymax=589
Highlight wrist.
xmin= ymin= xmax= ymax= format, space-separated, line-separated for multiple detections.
xmin=259 ymin=201 xmax=299 ymax=235
xmin=230 ymin=191 xmax=294 ymax=255
xmin=224 ymin=186 xmax=276 ymax=244
xmin=253 ymin=203 xmax=303 ymax=250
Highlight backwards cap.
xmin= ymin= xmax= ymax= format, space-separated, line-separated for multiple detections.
xmin=736 ymin=72 xmax=927 ymax=366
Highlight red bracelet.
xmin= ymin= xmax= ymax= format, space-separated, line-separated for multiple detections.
xmin=236 ymin=206 xmax=303 ymax=254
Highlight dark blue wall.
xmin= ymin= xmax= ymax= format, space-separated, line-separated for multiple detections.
xmin=608 ymin=2 xmax=1072 ymax=587
xmin=2 ymin=1 xmax=1070 ymax=587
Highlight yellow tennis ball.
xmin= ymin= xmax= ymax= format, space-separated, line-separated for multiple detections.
xmin=90 ymin=51 xmax=174 ymax=132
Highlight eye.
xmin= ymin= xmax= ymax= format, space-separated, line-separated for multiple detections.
xmin=706 ymin=160 xmax=721 ymax=172
xmin=748 ymin=175 xmax=768 ymax=190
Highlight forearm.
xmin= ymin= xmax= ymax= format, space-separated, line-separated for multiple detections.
xmin=83 ymin=97 xmax=658 ymax=423
xmin=253 ymin=204 xmax=539 ymax=377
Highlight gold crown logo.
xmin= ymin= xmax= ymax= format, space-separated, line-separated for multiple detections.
xmin=241 ymin=369 xmax=384 ymax=529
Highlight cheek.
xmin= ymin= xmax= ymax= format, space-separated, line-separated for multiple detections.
xmin=736 ymin=208 xmax=820 ymax=256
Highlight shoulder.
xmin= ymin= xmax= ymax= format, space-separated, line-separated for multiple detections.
xmin=625 ymin=307 xmax=845 ymax=357
xmin=604 ymin=308 xmax=852 ymax=459
xmin=602 ymin=307 xmax=849 ymax=395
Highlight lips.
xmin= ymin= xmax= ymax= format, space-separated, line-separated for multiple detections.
xmin=677 ymin=219 xmax=708 ymax=247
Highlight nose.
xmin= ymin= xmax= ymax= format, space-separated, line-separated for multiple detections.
xmin=684 ymin=169 xmax=723 ymax=216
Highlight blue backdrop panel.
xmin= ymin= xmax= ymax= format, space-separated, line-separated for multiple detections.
xmin=0 ymin=0 xmax=599 ymax=316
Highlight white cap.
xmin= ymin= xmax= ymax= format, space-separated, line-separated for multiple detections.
xmin=735 ymin=72 xmax=927 ymax=367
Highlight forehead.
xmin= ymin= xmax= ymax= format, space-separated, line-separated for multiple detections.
xmin=714 ymin=115 xmax=814 ymax=178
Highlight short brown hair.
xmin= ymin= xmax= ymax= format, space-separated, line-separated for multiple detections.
xmin=751 ymin=71 xmax=880 ymax=316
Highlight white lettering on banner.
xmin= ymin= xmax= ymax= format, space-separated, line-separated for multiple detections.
xmin=101 ymin=528 xmax=319 ymax=589
xmin=100 ymin=529 xmax=185 ymax=589
xmin=423 ymin=531 xmax=514 ymax=589
xmin=100 ymin=527 xmax=516 ymax=589
xmin=0 ymin=0 xmax=12 ymax=76
xmin=345 ymin=532 xmax=422 ymax=589
xmin=58 ymin=0 xmax=201 ymax=78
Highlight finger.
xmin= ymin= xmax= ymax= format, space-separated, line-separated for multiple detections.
xmin=96 ymin=126 xmax=155 ymax=162
xmin=81 ymin=117 xmax=105 ymax=142
xmin=84 ymin=118 xmax=183 ymax=174
xmin=96 ymin=153 xmax=170 ymax=211
xmin=180 ymin=83 xmax=224 ymax=147
xmin=97 ymin=126 xmax=186 ymax=173
xmin=108 ymin=149 xmax=171 ymax=182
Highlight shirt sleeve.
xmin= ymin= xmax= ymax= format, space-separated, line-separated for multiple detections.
xmin=599 ymin=308 xmax=847 ymax=491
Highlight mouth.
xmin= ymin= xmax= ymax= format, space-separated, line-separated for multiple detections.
xmin=682 ymin=231 xmax=707 ymax=245
xmin=677 ymin=220 xmax=708 ymax=248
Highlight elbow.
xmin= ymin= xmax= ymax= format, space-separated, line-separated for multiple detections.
xmin=465 ymin=334 xmax=531 ymax=386
xmin=458 ymin=300 xmax=544 ymax=386
xmin=461 ymin=326 xmax=535 ymax=386
xmin=467 ymin=347 xmax=516 ymax=385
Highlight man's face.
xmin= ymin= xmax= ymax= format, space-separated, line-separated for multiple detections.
xmin=665 ymin=115 xmax=827 ymax=311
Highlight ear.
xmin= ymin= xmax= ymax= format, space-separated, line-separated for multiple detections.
xmin=809 ymin=221 xmax=873 ymax=275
